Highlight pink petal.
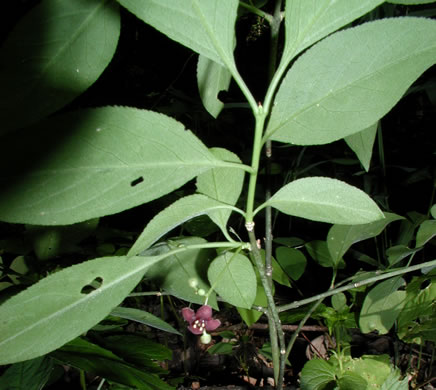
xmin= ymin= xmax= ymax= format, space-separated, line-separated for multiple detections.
xmin=188 ymin=325 xmax=203 ymax=335
xmin=196 ymin=305 xmax=213 ymax=320
xmin=181 ymin=307 xmax=195 ymax=323
xmin=205 ymin=318 xmax=221 ymax=331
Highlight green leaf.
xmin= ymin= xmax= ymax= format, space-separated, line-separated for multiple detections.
xmin=102 ymin=334 xmax=172 ymax=364
xmin=431 ymin=204 xmax=436 ymax=219
xmin=300 ymin=359 xmax=336 ymax=390
xmin=116 ymin=0 xmax=238 ymax=70
xmin=27 ymin=219 xmax=99 ymax=260
xmin=52 ymin=338 xmax=173 ymax=390
xmin=359 ymin=277 xmax=407 ymax=334
xmin=197 ymin=56 xmax=232 ymax=118
xmin=8 ymin=256 xmax=29 ymax=284
xmin=0 ymin=254 xmax=165 ymax=364
xmin=0 ymin=357 xmax=53 ymax=390
xmin=281 ymin=0 xmax=384 ymax=66
xmin=196 ymin=148 xmax=245 ymax=232
xmin=267 ymin=18 xmax=436 ymax=145
xmin=327 ymin=212 xmax=404 ymax=266
xmin=275 ymin=246 xmax=307 ymax=281
xmin=263 ymin=177 xmax=384 ymax=225
xmin=208 ymin=252 xmax=257 ymax=309
xmin=344 ymin=122 xmax=378 ymax=172
xmin=331 ymin=293 xmax=347 ymax=312
xmin=306 ymin=240 xmax=344 ymax=269
xmin=237 ymin=282 xmax=268 ymax=326
xmin=128 ymin=194 xmax=236 ymax=256
xmin=397 ymin=276 xmax=436 ymax=343
xmin=0 ymin=0 xmax=120 ymax=135
xmin=145 ymin=237 xmax=218 ymax=308
xmin=342 ymin=354 xmax=392 ymax=388
xmin=111 ymin=307 xmax=181 ymax=335
xmin=416 ymin=219 xmax=436 ymax=247
xmin=337 ymin=371 xmax=367 ymax=390
xmin=0 ymin=107 xmax=226 ymax=225
xmin=386 ymin=245 xmax=422 ymax=266
xmin=207 ymin=342 xmax=234 ymax=355
xmin=380 ymin=371 xmax=409 ymax=390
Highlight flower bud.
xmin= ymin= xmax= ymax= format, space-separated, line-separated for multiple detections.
xmin=197 ymin=288 xmax=206 ymax=296
xmin=188 ymin=278 xmax=199 ymax=289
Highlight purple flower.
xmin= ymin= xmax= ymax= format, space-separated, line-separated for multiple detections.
xmin=181 ymin=305 xmax=221 ymax=335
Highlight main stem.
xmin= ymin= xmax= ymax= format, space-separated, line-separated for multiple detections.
xmin=244 ymin=2 xmax=285 ymax=388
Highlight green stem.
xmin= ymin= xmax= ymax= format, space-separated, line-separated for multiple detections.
xmin=267 ymin=310 xmax=280 ymax=384
xmin=278 ymin=259 xmax=436 ymax=313
xmin=245 ymin=113 xmax=267 ymax=223
xmin=239 ymin=1 xmax=273 ymax=22
xmin=262 ymin=4 xmax=283 ymax=383
xmin=247 ymin=229 xmax=285 ymax=389
xmin=285 ymin=299 xmax=324 ymax=362
xmin=220 ymin=160 xmax=255 ymax=174
xmin=79 ymin=370 xmax=86 ymax=390
xmin=264 ymin=0 xmax=283 ymax=295
xmin=128 ymin=291 xmax=171 ymax=297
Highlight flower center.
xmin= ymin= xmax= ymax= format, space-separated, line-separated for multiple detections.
xmin=192 ymin=319 xmax=206 ymax=332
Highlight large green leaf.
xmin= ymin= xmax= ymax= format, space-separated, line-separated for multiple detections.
xmin=197 ymin=56 xmax=232 ymax=118
xmin=128 ymin=194 xmax=236 ymax=256
xmin=0 ymin=107 xmax=227 ymax=225
xmin=196 ymin=148 xmax=245 ymax=232
xmin=208 ymin=252 xmax=257 ymax=309
xmin=359 ymin=277 xmax=406 ymax=334
xmin=0 ymin=254 xmax=164 ymax=364
xmin=262 ymin=177 xmax=384 ymax=225
xmin=266 ymin=18 xmax=436 ymax=145
xmin=116 ymin=0 xmax=238 ymax=70
xmin=52 ymin=338 xmax=173 ymax=390
xmin=327 ymin=212 xmax=404 ymax=266
xmin=281 ymin=0 xmax=384 ymax=66
xmin=0 ymin=0 xmax=120 ymax=135
xmin=145 ymin=237 xmax=218 ymax=309
xmin=344 ymin=122 xmax=378 ymax=172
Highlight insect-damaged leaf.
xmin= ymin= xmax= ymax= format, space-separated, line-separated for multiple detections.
xmin=0 ymin=106 xmax=226 ymax=225
xmin=0 ymin=255 xmax=164 ymax=364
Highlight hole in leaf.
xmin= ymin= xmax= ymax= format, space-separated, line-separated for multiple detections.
xmin=81 ymin=277 xmax=103 ymax=294
xmin=130 ymin=177 xmax=144 ymax=187
xmin=419 ymin=278 xmax=431 ymax=290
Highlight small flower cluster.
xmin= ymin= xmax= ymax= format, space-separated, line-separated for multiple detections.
xmin=181 ymin=305 xmax=220 ymax=344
